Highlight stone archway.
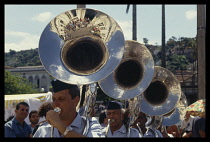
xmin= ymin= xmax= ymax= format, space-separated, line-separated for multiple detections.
xmin=35 ymin=75 xmax=40 ymax=89
xmin=41 ymin=75 xmax=47 ymax=92
xmin=29 ymin=76 xmax=33 ymax=84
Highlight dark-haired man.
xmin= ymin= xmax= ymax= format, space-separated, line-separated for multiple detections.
xmin=5 ymin=102 xmax=32 ymax=137
xmin=33 ymin=79 xmax=101 ymax=137
xmin=101 ymin=101 xmax=141 ymax=137
xmin=29 ymin=110 xmax=40 ymax=132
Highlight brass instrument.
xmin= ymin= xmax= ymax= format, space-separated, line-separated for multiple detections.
xmin=39 ymin=8 xmax=125 ymax=85
xmin=141 ymin=66 xmax=182 ymax=116
xmin=145 ymin=115 xmax=163 ymax=137
xmin=38 ymin=8 xmax=125 ymax=136
xmin=99 ymin=40 xmax=154 ymax=100
xmin=161 ymin=91 xmax=188 ymax=126
xmin=126 ymin=95 xmax=143 ymax=136
xmin=99 ymin=40 xmax=154 ymax=137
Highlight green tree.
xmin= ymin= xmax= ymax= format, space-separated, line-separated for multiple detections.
xmin=143 ymin=38 xmax=149 ymax=46
xmin=167 ymin=54 xmax=189 ymax=73
xmin=5 ymin=70 xmax=39 ymax=95
xmin=9 ymin=49 xmax=16 ymax=56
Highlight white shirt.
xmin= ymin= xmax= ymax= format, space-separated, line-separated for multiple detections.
xmin=33 ymin=113 xmax=101 ymax=137
xmin=101 ymin=125 xmax=142 ymax=137
xmin=180 ymin=115 xmax=194 ymax=131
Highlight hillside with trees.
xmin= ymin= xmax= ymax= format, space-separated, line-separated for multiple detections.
xmin=5 ymin=36 xmax=197 ymax=73
xmin=5 ymin=48 xmax=42 ymax=67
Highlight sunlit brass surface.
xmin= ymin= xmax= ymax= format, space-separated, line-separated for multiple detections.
xmin=141 ymin=66 xmax=181 ymax=116
xmin=39 ymin=8 xmax=125 ymax=85
xmin=162 ymin=92 xmax=188 ymax=126
xmin=99 ymin=40 xmax=154 ymax=100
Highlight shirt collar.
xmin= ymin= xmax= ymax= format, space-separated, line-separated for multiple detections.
xmin=69 ymin=113 xmax=83 ymax=129
xmin=108 ymin=124 xmax=127 ymax=134
xmin=13 ymin=117 xmax=26 ymax=125
xmin=117 ymin=125 xmax=127 ymax=134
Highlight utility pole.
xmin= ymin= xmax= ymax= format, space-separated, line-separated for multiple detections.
xmin=161 ymin=4 xmax=166 ymax=68
xmin=197 ymin=5 xmax=206 ymax=99
xmin=126 ymin=4 xmax=137 ymax=41
xmin=133 ymin=4 xmax=137 ymax=41
xmin=77 ymin=4 xmax=86 ymax=8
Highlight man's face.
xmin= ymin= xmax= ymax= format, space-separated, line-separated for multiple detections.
xmin=15 ymin=104 xmax=29 ymax=120
xmin=29 ymin=112 xmax=40 ymax=124
xmin=52 ymin=89 xmax=79 ymax=119
xmin=106 ymin=109 xmax=123 ymax=127
xmin=135 ymin=112 xmax=147 ymax=127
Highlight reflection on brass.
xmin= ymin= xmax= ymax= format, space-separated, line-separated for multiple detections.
xmin=39 ymin=8 xmax=125 ymax=85
xmin=141 ymin=66 xmax=181 ymax=116
xmin=161 ymin=91 xmax=188 ymax=126
xmin=99 ymin=40 xmax=154 ymax=100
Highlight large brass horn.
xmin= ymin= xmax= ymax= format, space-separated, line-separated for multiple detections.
xmin=39 ymin=8 xmax=125 ymax=85
xmin=161 ymin=91 xmax=188 ymax=126
xmin=38 ymin=8 xmax=125 ymax=137
xmin=141 ymin=66 xmax=181 ymax=116
xmin=98 ymin=40 xmax=154 ymax=100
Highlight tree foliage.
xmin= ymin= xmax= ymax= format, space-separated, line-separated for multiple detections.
xmin=143 ymin=38 xmax=149 ymax=46
xmin=167 ymin=54 xmax=189 ymax=72
xmin=5 ymin=48 xmax=42 ymax=67
xmin=5 ymin=70 xmax=39 ymax=95
xmin=152 ymin=36 xmax=196 ymax=72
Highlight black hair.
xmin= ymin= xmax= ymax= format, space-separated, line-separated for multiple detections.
xmin=29 ymin=110 xmax=38 ymax=118
xmin=16 ymin=102 xmax=29 ymax=110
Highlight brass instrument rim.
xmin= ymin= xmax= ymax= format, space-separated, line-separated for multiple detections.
xmin=39 ymin=8 xmax=125 ymax=85
xmin=61 ymin=35 xmax=109 ymax=75
xmin=98 ymin=40 xmax=154 ymax=100
xmin=141 ymin=66 xmax=182 ymax=116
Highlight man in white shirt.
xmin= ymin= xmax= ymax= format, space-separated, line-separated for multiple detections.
xmin=180 ymin=111 xmax=194 ymax=137
xmin=33 ymin=79 xmax=101 ymax=137
xmin=101 ymin=101 xmax=141 ymax=137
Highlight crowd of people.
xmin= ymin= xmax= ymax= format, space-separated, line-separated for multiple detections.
xmin=5 ymin=79 xmax=206 ymax=138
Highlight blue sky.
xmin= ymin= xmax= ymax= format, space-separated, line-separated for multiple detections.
xmin=5 ymin=4 xmax=197 ymax=53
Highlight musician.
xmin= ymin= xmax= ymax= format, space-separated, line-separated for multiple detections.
xmin=33 ymin=79 xmax=101 ymax=137
xmin=101 ymin=101 xmax=141 ymax=137
xmin=143 ymin=116 xmax=163 ymax=138
xmin=131 ymin=112 xmax=147 ymax=135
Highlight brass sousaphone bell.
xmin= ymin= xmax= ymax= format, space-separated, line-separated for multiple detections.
xmin=39 ymin=8 xmax=125 ymax=85
xmin=161 ymin=91 xmax=188 ymax=126
xmin=38 ymin=8 xmax=125 ymax=136
xmin=141 ymin=66 xmax=182 ymax=116
xmin=99 ymin=40 xmax=154 ymax=100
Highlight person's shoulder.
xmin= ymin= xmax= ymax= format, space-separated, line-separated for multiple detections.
xmin=39 ymin=122 xmax=50 ymax=127
xmin=130 ymin=127 xmax=139 ymax=134
xmin=89 ymin=117 xmax=98 ymax=122
xmin=4 ymin=120 xmax=13 ymax=127
xmin=129 ymin=127 xmax=141 ymax=137
xmin=89 ymin=117 xmax=100 ymax=125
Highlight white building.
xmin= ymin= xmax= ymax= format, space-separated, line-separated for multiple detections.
xmin=5 ymin=66 xmax=51 ymax=92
